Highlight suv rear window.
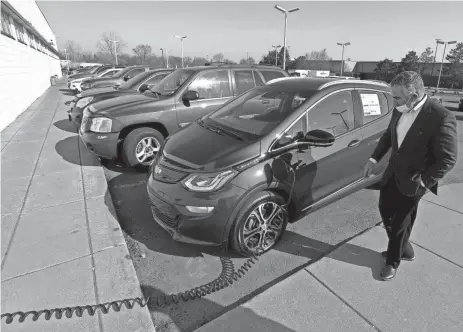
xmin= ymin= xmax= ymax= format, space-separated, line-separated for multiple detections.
xmin=260 ymin=70 xmax=286 ymax=82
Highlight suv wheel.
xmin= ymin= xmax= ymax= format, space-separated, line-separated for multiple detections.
xmin=230 ymin=191 xmax=288 ymax=256
xmin=122 ymin=127 xmax=164 ymax=170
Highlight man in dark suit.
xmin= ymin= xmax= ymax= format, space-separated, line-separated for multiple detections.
xmin=364 ymin=71 xmax=458 ymax=281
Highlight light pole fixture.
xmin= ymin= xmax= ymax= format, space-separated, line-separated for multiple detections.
xmin=436 ymin=40 xmax=457 ymax=90
xmin=109 ymin=39 xmax=119 ymax=65
xmin=337 ymin=42 xmax=351 ymax=76
xmin=274 ymin=4 xmax=300 ymax=70
xmin=272 ymin=45 xmax=281 ymax=66
xmin=431 ymin=38 xmax=442 ymax=77
xmin=174 ymin=34 xmax=187 ymax=67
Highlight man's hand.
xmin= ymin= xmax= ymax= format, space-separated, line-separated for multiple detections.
xmin=364 ymin=159 xmax=377 ymax=178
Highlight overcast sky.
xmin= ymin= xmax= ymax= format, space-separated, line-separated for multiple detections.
xmin=38 ymin=0 xmax=462 ymax=62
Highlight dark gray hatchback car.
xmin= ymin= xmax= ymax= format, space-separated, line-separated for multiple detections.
xmin=145 ymin=78 xmax=394 ymax=255
xmin=79 ymin=64 xmax=288 ymax=168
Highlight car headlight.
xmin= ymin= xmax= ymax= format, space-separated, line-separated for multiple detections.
xmin=90 ymin=117 xmax=112 ymax=132
xmin=182 ymin=170 xmax=237 ymax=192
xmin=76 ymin=97 xmax=94 ymax=108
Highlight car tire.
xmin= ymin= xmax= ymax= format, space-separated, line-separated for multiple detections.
xmin=230 ymin=191 xmax=288 ymax=257
xmin=121 ymin=127 xmax=164 ymax=171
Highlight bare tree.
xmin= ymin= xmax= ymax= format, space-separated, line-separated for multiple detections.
xmin=133 ymin=44 xmax=152 ymax=64
xmin=96 ymin=32 xmax=127 ymax=64
xmin=305 ymin=49 xmax=332 ymax=61
xmin=64 ymin=40 xmax=82 ymax=61
xmin=212 ymin=53 xmax=225 ymax=62
xmin=240 ymin=57 xmax=256 ymax=65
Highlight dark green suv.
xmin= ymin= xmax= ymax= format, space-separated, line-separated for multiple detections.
xmin=79 ymin=64 xmax=288 ymax=169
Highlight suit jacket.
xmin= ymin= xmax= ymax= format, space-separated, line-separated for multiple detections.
xmin=371 ymin=98 xmax=458 ymax=196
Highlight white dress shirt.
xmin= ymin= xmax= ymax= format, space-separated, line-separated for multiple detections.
xmin=369 ymin=95 xmax=428 ymax=187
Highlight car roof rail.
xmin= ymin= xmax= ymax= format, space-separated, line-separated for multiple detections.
xmin=317 ymin=79 xmax=390 ymax=90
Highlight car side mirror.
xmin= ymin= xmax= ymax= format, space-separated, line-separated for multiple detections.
xmin=300 ymin=129 xmax=335 ymax=147
xmin=182 ymin=90 xmax=200 ymax=102
xmin=124 ymin=75 xmax=130 ymax=81
xmin=139 ymin=84 xmax=149 ymax=93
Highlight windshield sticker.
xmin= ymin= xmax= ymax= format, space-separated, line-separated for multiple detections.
xmin=360 ymin=93 xmax=381 ymax=116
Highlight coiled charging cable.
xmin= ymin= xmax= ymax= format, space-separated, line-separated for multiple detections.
xmin=1 ymin=253 xmax=261 ymax=324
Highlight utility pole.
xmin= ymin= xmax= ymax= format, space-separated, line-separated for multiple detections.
xmin=161 ymin=48 xmax=171 ymax=68
xmin=109 ymin=39 xmax=119 ymax=65
xmin=174 ymin=34 xmax=187 ymax=67
xmin=337 ymin=42 xmax=351 ymax=76
xmin=431 ymin=39 xmax=442 ymax=77
xmin=272 ymin=45 xmax=281 ymax=66
xmin=64 ymin=48 xmax=70 ymax=73
xmin=274 ymin=5 xmax=300 ymax=70
xmin=160 ymin=48 xmax=165 ymax=67
xmin=436 ymin=40 xmax=457 ymax=90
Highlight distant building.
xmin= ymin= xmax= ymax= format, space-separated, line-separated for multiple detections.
xmin=0 ymin=1 xmax=61 ymax=131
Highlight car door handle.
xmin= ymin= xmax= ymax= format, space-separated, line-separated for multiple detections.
xmin=262 ymin=100 xmax=270 ymax=104
xmin=348 ymin=139 xmax=361 ymax=147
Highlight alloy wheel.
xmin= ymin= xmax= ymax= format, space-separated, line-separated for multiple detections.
xmin=135 ymin=137 xmax=160 ymax=166
xmin=241 ymin=202 xmax=285 ymax=254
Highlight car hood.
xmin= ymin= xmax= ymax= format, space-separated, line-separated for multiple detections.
xmin=81 ymin=86 xmax=118 ymax=97
xmin=87 ymin=77 xmax=121 ymax=85
xmin=163 ymin=122 xmax=260 ymax=171
xmin=91 ymin=94 xmax=154 ymax=113
xmin=70 ymin=73 xmax=94 ymax=80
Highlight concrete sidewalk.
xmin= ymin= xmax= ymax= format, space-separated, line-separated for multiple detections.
xmin=196 ymin=183 xmax=463 ymax=332
xmin=1 ymin=80 xmax=154 ymax=331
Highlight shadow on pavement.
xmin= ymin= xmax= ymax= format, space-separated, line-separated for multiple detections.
xmin=55 ymin=135 xmax=101 ymax=167
xmin=54 ymin=119 xmax=77 ymax=133
xmin=140 ymin=284 xmax=298 ymax=332
xmin=277 ymin=231 xmax=384 ymax=280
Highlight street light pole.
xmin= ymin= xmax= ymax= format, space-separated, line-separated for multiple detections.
xmin=164 ymin=49 xmax=172 ymax=68
xmin=174 ymin=34 xmax=187 ymax=67
xmin=436 ymin=40 xmax=457 ymax=90
xmin=272 ymin=45 xmax=281 ymax=66
xmin=337 ymin=42 xmax=351 ymax=76
xmin=160 ymin=48 xmax=165 ymax=67
xmin=431 ymin=38 xmax=442 ymax=77
xmin=274 ymin=5 xmax=300 ymax=70
xmin=109 ymin=39 xmax=119 ymax=65
xmin=64 ymin=48 xmax=70 ymax=73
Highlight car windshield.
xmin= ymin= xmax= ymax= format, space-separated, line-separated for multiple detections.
xmin=112 ymin=67 xmax=133 ymax=78
xmin=205 ymin=85 xmax=316 ymax=138
xmin=117 ymin=71 xmax=153 ymax=90
xmin=151 ymin=69 xmax=195 ymax=96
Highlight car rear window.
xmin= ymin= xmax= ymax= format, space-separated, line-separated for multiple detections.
xmin=260 ymin=70 xmax=286 ymax=82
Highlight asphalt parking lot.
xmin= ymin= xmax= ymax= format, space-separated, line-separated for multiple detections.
xmin=103 ymin=126 xmax=463 ymax=332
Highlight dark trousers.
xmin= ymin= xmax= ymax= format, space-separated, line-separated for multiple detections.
xmin=378 ymin=175 xmax=426 ymax=269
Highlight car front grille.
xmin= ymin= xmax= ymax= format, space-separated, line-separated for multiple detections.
xmin=153 ymin=163 xmax=188 ymax=184
xmin=150 ymin=195 xmax=179 ymax=228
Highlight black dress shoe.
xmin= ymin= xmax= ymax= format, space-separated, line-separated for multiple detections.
xmin=381 ymin=251 xmax=415 ymax=261
xmin=380 ymin=265 xmax=397 ymax=281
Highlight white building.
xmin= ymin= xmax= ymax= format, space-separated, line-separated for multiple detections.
xmin=0 ymin=0 xmax=62 ymax=131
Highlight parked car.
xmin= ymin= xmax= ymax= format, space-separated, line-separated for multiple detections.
xmin=79 ymin=64 xmax=289 ymax=168
xmin=67 ymin=65 xmax=124 ymax=84
xmin=68 ymin=68 xmax=175 ymax=125
xmin=70 ymin=68 xmax=123 ymax=92
xmin=80 ymin=65 xmax=161 ymax=91
xmin=146 ymin=77 xmax=393 ymax=255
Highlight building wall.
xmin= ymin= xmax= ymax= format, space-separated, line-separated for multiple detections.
xmin=0 ymin=1 xmax=62 ymax=132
